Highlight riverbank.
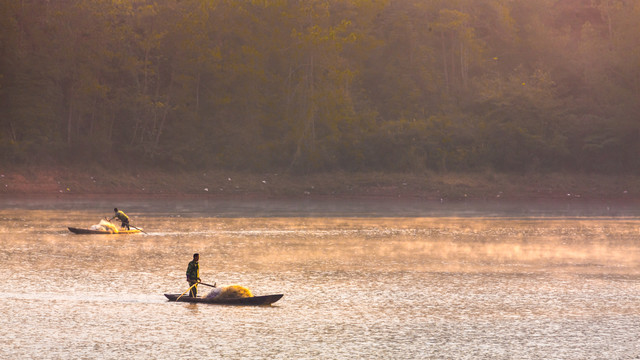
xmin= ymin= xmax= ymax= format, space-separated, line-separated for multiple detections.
xmin=1 ymin=167 xmax=639 ymax=201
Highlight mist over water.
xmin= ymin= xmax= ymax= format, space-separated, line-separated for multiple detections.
xmin=0 ymin=198 xmax=639 ymax=359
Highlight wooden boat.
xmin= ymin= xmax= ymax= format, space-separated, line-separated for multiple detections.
xmin=68 ymin=227 xmax=142 ymax=235
xmin=164 ymin=293 xmax=283 ymax=305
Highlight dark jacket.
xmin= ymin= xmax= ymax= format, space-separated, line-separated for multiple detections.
xmin=186 ymin=260 xmax=199 ymax=282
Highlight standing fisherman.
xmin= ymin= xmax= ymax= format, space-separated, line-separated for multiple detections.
xmin=110 ymin=208 xmax=130 ymax=230
xmin=186 ymin=253 xmax=201 ymax=297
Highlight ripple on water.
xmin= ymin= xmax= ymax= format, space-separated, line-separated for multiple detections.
xmin=1 ymin=212 xmax=639 ymax=359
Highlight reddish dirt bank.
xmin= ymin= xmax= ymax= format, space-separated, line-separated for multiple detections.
xmin=1 ymin=167 xmax=639 ymax=201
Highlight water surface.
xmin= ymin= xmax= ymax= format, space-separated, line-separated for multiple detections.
xmin=0 ymin=198 xmax=639 ymax=359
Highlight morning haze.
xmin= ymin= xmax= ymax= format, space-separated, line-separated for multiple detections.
xmin=2 ymin=2 xmax=640 ymax=359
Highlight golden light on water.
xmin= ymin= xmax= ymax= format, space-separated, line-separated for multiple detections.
xmin=215 ymin=217 xmax=640 ymax=274
xmin=1 ymin=206 xmax=640 ymax=359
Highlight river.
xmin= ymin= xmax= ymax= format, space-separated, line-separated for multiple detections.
xmin=0 ymin=197 xmax=639 ymax=359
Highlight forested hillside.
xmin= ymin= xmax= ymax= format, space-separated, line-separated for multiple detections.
xmin=1 ymin=0 xmax=639 ymax=174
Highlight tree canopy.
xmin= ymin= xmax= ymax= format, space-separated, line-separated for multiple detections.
xmin=2 ymin=0 xmax=639 ymax=174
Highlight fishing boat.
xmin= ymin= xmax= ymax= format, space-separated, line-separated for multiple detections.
xmin=68 ymin=219 xmax=143 ymax=234
xmin=164 ymin=293 xmax=283 ymax=305
xmin=68 ymin=227 xmax=142 ymax=235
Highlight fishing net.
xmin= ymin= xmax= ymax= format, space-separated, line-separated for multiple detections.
xmin=89 ymin=219 xmax=118 ymax=233
xmin=205 ymin=285 xmax=253 ymax=299
xmin=205 ymin=287 xmax=222 ymax=299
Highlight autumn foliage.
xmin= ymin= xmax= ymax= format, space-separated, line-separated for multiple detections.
xmin=1 ymin=0 xmax=639 ymax=174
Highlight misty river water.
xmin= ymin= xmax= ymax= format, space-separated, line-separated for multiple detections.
xmin=0 ymin=197 xmax=639 ymax=359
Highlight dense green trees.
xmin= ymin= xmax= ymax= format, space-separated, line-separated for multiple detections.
xmin=1 ymin=0 xmax=639 ymax=174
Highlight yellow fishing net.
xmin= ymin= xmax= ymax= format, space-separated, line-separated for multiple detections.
xmin=207 ymin=285 xmax=253 ymax=299
xmin=99 ymin=219 xmax=118 ymax=233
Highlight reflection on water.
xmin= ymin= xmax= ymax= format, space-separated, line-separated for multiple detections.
xmin=0 ymin=202 xmax=639 ymax=359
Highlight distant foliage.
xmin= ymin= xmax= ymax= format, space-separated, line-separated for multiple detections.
xmin=1 ymin=0 xmax=639 ymax=174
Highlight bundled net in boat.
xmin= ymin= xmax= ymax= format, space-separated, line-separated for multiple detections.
xmin=205 ymin=287 xmax=222 ymax=299
xmin=205 ymin=285 xmax=253 ymax=299
xmin=89 ymin=219 xmax=118 ymax=233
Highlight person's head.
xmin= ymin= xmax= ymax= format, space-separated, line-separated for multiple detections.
xmin=114 ymin=208 xmax=118 ymax=213
xmin=193 ymin=253 xmax=199 ymax=262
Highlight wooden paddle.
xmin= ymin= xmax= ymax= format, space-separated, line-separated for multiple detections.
xmin=176 ymin=282 xmax=199 ymax=301
xmin=129 ymin=224 xmax=147 ymax=234
xmin=198 ymin=282 xmax=217 ymax=288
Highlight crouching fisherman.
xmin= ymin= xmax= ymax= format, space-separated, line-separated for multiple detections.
xmin=186 ymin=253 xmax=201 ymax=297
xmin=110 ymin=208 xmax=130 ymax=230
